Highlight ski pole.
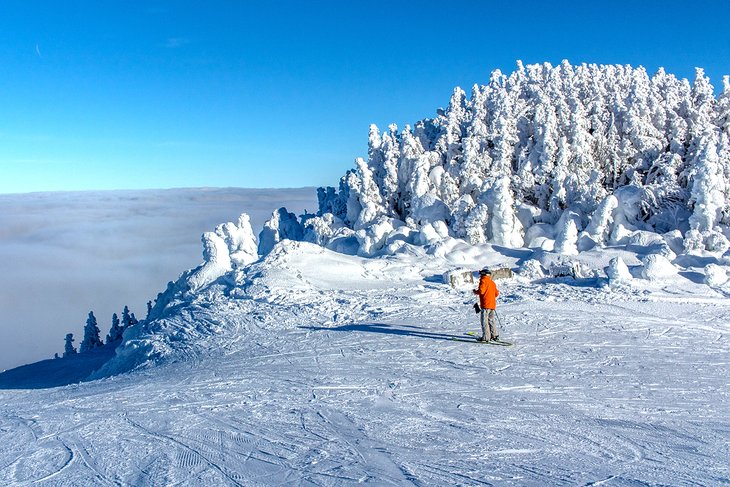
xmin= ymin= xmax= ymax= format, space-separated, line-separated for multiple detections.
xmin=495 ymin=310 xmax=504 ymax=330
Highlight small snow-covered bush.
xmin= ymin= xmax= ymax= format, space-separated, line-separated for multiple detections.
xmin=704 ymin=264 xmax=728 ymax=286
xmin=609 ymin=223 xmax=633 ymax=245
xmin=413 ymin=223 xmax=442 ymax=246
xmin=605 ymin=257 xmax=632 ymax=282
xmin=627 ymin=231 xmax=664 ymax=247
xmin=525 ymin=223 xmax=555 ymax=249
xmin=705 ymin=230 xmax=730 ymax=253
xmin=355 ymin=216 xmax=395 ymax=256
xmin=549 ymin=261 xmax=578 ymax=278
xmin=640 ymin=254 xmax=678 ymax=280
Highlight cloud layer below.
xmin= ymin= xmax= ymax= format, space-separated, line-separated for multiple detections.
xmin=0 ymin=187 xmax=317 ymax=372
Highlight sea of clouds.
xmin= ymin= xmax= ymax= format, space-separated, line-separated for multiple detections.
xmin=0 ymin=187 xmax=316 ymax=372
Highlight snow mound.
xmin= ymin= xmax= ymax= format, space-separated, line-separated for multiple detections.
xmin=704 ymin=264 xmax=728 ymax=287
xmin=640 ymin=254 xmax=678 ymax=280
xmin=606 ymin=257 xmax=632 ymax=283
xmin=518 ymin=259 xmax=546 ymax=280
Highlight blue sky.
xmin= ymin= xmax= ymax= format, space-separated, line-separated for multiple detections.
xmin=0 ymin=0 xmax=728 ymax=194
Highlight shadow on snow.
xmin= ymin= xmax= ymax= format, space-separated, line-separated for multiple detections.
xmin=0 ymin=342 xmax=119 ymax=390
xmin=301 ymin=322 xmax=471 ymax=342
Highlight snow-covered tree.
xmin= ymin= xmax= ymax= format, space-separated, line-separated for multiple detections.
xmin=63 ymin=333 xmax=77 ymax=357
xmin=553 ymin=213 xmax=580 ymax=255
xmin=353 ymin=157 xmax=385 ymax=229
xmin=486 ymin=177 xmax=524 ymax=247
xmin=216 ymin=213 xmax=258 ymax=267
xmin=379 ymin=124 xmax=401 ymax=216
xmin=106 ymin=313 xmax=124 ymax=343
xmin=121 ymin=305 xmax=137 ymax=330
xmin=687 ymin=130 xmax=725 ymax=235
xmin=464 ymin=203 xmax=490 ymax=245
xmin=258 ymin=208 xmax=304 ymax=255
xmin=311 ymin=61 xmax=730 ymax=253
xmin=79 ymin=311 xmax=103 ymax=353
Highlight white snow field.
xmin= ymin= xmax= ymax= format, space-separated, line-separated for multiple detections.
xmin=1 ymin=240 xmax=728 ymax=485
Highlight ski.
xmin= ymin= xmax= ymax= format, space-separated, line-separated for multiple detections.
xmin=452 ymin=336 xmax=514 ymax=346
xmin=463 ymin=331 xmax=513 ymax=346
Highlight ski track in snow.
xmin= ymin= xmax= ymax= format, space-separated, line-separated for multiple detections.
xmin=1 ymin=248 xmax=729 ymax=485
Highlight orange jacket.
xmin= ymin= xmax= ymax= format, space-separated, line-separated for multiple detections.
xmin=474 ymin=275 xmax=499 ymax=309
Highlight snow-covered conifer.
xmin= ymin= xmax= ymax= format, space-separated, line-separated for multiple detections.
xmin=106 ymin=313 xmax=124 ymax=343
xmin=79 ymin=311 xmax=103 ymax=353
xmin=354 ymin=157 xmax=385 ymax=229
xmin=487 ymin=71 xmax=518 ymax=175
xmin=583 ymin=194 xmax=619 ymax=245
xmin=553 ymin=213 xmax=580 ymax=255
xmin=464 ymin=203 xmax=490 ymax=245
xmin=606 ymin=257 xmax=632 ymax=282
xmin=437 ymin=87 xmax=468 ymax=173
xmin=687 ymin=130 xmax=724 ymax=235
xmin=450 ymin=195 xmax=476 ymax=239
xmin=63 ymin=333 xmax=77 ymax=357
xmin=486 ymin=177 xmax=524 ymax=247
xmin=379 ymin=125 xmax=401 ymax=216
xmin=121 ymin=305 xmax=133 ymax=329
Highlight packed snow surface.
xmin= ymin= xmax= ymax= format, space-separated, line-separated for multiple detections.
xmin=1 ymin=241 xmax=728 ymax=485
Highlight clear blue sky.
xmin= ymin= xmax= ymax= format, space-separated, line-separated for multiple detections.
xmin=1 ymin=0 xmax=728 ymax=194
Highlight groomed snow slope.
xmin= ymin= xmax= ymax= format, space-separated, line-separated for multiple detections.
xmin=0 ymin=242 xmax=728 ymax=485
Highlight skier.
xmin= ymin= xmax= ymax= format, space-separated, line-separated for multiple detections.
xmin=473 ymin=268 xmax=499 ymax=342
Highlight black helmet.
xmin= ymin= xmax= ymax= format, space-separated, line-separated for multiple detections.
xmin=479 ymin=268 xmax=491 ymax=276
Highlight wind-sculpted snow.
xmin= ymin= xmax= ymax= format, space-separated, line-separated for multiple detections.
xmin=1 ymin=240 xmax=728 ymax=484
